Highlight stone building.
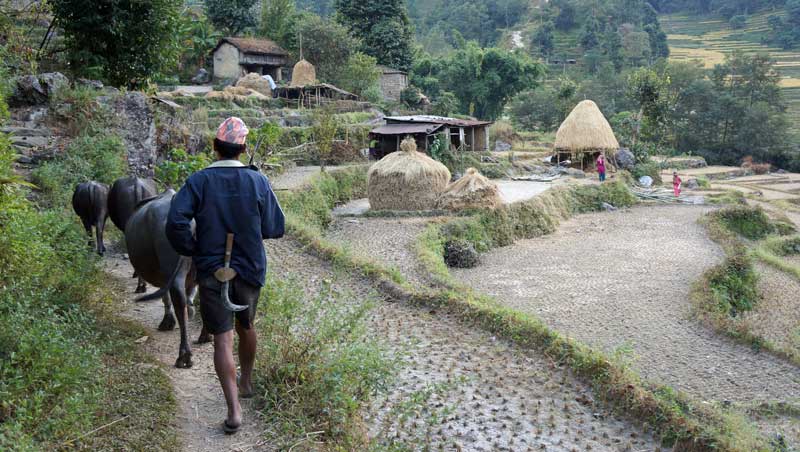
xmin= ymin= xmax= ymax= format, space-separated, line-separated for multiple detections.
xmin=378 ymin=66 xmax=408 ymax=101
xmin=211 ymin=37 xmax=289 ymax=82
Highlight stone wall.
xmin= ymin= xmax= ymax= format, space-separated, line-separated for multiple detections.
xmin=379 ymin=72 xmax=408 ymax=101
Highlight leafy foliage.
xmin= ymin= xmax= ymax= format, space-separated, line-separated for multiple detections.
xmin=51 ymin=0 xmax=181 ymax=86
xmin=311 ymin=107 xmax=339 ymax=170
xmin=334 ymin=0 xmax=414 ymax=70
xmin=32 ymin=134 xmax=127 ymax=206
xmin=287 ymin=15 xmax=359 ymax=83
xmin=155 ymin=148 xmax=212 ymax=189
xmin=411 ymin=43 xmax=543 ymax=120
xmin=204 ymin=0 xmax=258 ymax=35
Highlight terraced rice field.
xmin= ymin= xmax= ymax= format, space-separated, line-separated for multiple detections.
xmin=661 ymin=11 xmax=800 ymax=133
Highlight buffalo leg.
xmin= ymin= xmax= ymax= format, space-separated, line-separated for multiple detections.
xmin=95 ymin=216 xmax=107 ymax=255
xmin=196 ymin=324 xmax=212 ymax=344
xmin=157 ymin=293 xmax=176 ymax=331
xmin=135 ymin=276 xmax=147 ymax=294
xmin=82 ymin=218 xmax=93 ymax=249
xmin=170 ymin=284 xmax=193 ymax=368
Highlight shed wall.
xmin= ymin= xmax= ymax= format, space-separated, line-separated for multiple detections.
xmin=213 ymin=43 xmax=241 ymax=80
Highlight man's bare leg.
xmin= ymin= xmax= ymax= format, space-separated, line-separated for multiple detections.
xmin=235 ymin=321 xmax=257 ymax=396
xmin=213 ymin=330 xmax=242 ymax=428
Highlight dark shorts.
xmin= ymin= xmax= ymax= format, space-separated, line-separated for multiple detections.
xmin=198 ymin=276 xmax=261 ymax=335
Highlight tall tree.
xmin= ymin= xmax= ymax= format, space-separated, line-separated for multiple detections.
xmin=51 ymin=0 xmax=181 ymax=86
xmin=335 ymin=0 xmax=414 ymax=70
xmin=205 ymin=0 xmax=257 ymax=35
xmin=259 ymin=0 xmax=297 ymax=44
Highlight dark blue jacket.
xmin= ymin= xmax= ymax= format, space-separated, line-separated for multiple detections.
xmin=165 ymin=161 xmax=285 ymax=287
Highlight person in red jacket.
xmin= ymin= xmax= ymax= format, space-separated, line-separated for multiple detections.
xmin=596 ymin=154 xmax=606 ymax=182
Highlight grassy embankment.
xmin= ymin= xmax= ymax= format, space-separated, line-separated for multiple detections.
xmin=0 ymin=88 xmax=178 ymax=450
xmin=694 ymin=204 xmax=800 ymax=366
xmin=278 ymin=167 xmax=775 ymax=451
xmin=661 ymin=10 xmax=800 ymax=135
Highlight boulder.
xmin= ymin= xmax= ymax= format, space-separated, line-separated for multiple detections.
xmin=614 ymin=148 xmax=636 ymax=170
xmin=76 ymin=78 xmax=104 ymax=90
xmin=444 ymin=239 xmax=479 ymax=268
xmin=191 ymin=68 xmax=211 ymax=85
xmin=566 ymin=168 xmax=586 ymax=178
xmin=601 ymin=202 xmax=617 ymax=212
xmin=638 ymin=175 xmax=654 ymax=187
xmin=109 ymin=92 xmax=157 ymax=177
xmin=494 ymin=140 xmax=512 ymax=152
xmin=9 ymin=75 xmax=46 ymax=106
xmin=38 ymin=72 xmax=69 ymax=97
xmin=684 ymin=178 xmax=699 ymax=190
xmin=9 ymin=72 xmax=69 ymax=106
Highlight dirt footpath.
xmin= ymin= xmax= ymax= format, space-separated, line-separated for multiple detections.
xmin=451 ymin=205 xmax=800 ymax=441
xmin=266 ymin=238 xmax=666 ymax=451
xmin=105 ymin=256 xmax=275 ymax=452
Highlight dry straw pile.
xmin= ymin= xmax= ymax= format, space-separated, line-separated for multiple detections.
xmin=236 ymin=72 xmax=272 ymax=96
xmin=204 ymin=86 xmax=269 ymax=102
xmin=368 ymin=137 xmax=451 ymax=211
xmin=438 ymin=168 xmax=501 ymax=211
xmin=554 ymin=100 xmax=619 ymax=152
xmin=291 ymin=59 xmax=317 ymax=87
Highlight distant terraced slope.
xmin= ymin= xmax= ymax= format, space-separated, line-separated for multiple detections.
xmin=661 ymin=11 xmax=800 ymax=133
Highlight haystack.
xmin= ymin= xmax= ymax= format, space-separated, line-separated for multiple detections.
xmin=236 ymin=72 xmax=272 ymax=96
xmin=291 ymin=59 xmax=316 ymax=87
xmin=438 ymin=168 xmax=501 ymax=211
xmin=368 ymin=137 xmax=451 ymax=211
xmin=554 ymin=100 xmax=619 ymax=168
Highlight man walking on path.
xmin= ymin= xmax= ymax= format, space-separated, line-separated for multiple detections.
xmin=166 ymin=117 xmax=285 ymax=434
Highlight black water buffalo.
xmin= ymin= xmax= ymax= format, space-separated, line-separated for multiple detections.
xmin=72 ymin=181 xmax=109 ymax=255
xmin=126 ymin=191 xmax=200 ymax=368
xmin=108 ymin=176 xmax=158 ymax=293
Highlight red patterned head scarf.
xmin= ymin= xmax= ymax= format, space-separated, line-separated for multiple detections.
xmin=216 ymin=117 xmax=249 ymax=145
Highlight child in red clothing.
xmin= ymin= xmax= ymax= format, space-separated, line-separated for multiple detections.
xmin=673 ymin=171 xmax=682 ymax=197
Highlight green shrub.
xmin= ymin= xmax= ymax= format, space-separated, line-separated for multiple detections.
xmin=277 ymin=166 xmax=368 ymax=230
xmin=716 ymin=205 xmax=773 ymax=240
xmin=155 ymin=148 xmax=213 ymax=189
xmin=631 ymin=161 xmax=663 ymax=185
xmin=763 ymin=235 xmax=800 ymax=256
xmin=708 ymin=250 xmax=759 ymax=316
xmin=32 ymin=134 xmax=127 ymax=206
xmin=255 ymin=275 xmax=394 ymax=448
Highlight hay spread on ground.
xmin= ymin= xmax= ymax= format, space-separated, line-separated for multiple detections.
xmin=204 ymin=86 xmax=269 ymax=102
xmin=291 ymin=59 xmax=316 ymax=87
xmin=554 ymin=100 xmax=619 ymax=152
xmin=368 ymin=137 xmax=451 ymax=211
xmin=236 ymin=72 xmax=272 ymax=96
xmin=438 ymin=168 xmax=501 ymax=211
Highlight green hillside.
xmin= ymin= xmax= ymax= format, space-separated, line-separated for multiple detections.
xmin=661 ymin=10 xmax=800 ymax=134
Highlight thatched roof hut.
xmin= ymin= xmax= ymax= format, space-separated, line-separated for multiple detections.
xmin=368 ymin=136 xmax=451 ymax=211
xmin=438 ymin=168 xmax=501 ymax=211
xmin=554 ymin=100 xmax=619 ymax=169
xmin=291 ymin=59 xmax=316 ymax=87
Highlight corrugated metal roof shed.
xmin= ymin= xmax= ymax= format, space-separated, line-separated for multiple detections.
xmin=370 ymin=123 xmax=443 ymax=135
xmin=385 ymin=115 xmax=492 ymax=127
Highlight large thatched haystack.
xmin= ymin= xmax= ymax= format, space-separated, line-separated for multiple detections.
xmin=554 ymin=100 xmax=619 ymax=153
xmin=368 ymin=137 xmax=451 ymax=211
xmin=438 ymin=168 xmax=501 ymax=211
xmin=236 ymin=72 xmax=272 ymax=96
xmin=291 ymin=59 xmax=316 ymax=87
